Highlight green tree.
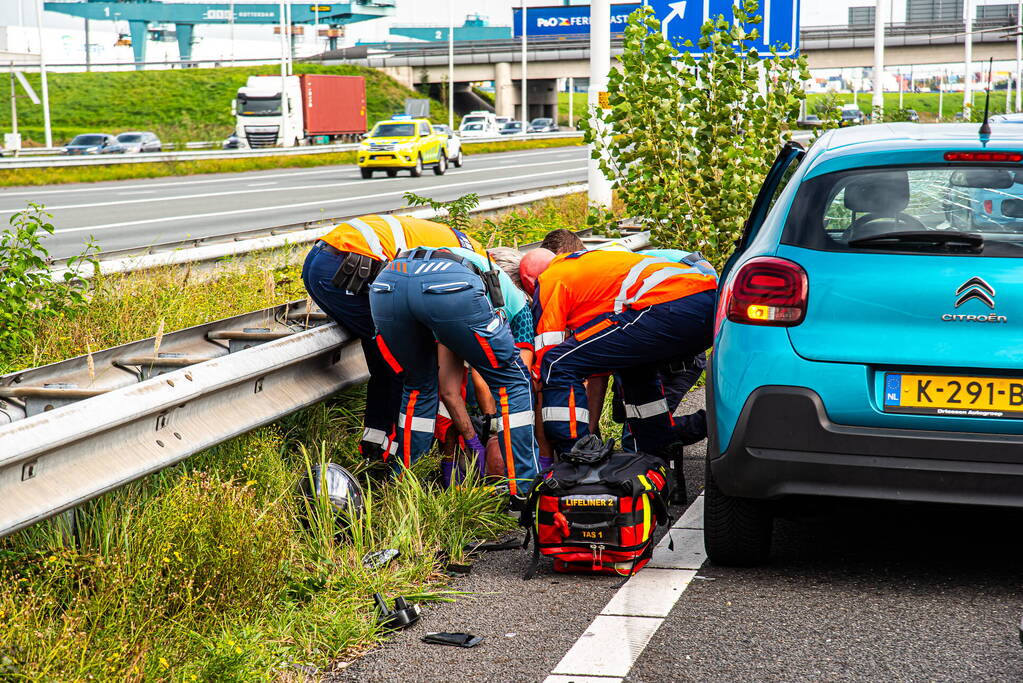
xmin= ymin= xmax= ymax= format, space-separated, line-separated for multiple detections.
xmin=581 ymin=2 xmax=809 ymax=267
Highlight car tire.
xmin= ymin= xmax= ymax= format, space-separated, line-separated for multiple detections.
xmin=703 ymin=454 xmax=773 ymax=566
xmin=360 ymin=168 xmax=373 ymax=179
xmin=386 ymin=169 xmax=398 ymax=178
xmin=453 ymin=150 xmax=463 ymax=167
xmin=410 ymin=155 xmax=423 ymax=177
xmin=433 ymin=153 xmax=447 ymax=176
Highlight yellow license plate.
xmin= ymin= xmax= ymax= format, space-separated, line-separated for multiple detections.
xmin=884 ymin=373 xmax=1023 ymax=419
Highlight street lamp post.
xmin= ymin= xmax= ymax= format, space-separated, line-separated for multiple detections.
xmin=588 ymin=0 xmax=612 ymax=210
xmin=448 ymin=1 xmax=454 ymax=130
xmin=1017 ymin=0 xmax=1022 ymax=112
xmin=521 ymin=0 xmax=528 ymax=132
xmin=965 ymin=0 xmax=974 ymax=115
xmin=34 ymin=0 xmax=52 ymax=148
xmin=872 ymin=0 xmax=885 ymax=118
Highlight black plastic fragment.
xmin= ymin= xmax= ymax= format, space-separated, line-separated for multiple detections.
xmin=421 ymin=632 xmax=484 ymax=648
xmin=373 ymin=593 xmax=421 ymax=630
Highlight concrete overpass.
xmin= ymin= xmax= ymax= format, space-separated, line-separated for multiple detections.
xmin=311 ymin=16 xmax=1022 ymax=119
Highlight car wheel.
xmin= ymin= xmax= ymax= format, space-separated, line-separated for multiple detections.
xmin=433 ymin=153 xmax=447 ymax=176
xmin=386 ymin=169 xmax=398 ymax=178
xmin=703 ymin=453 xmax=773 ymax=566
xmin=360 ymin=168 xmax=373 ymax=179
xmin=410 ymin=155 xmax=423 ymax=177
xmin=453 ymin=150 xmax=463 ymax=167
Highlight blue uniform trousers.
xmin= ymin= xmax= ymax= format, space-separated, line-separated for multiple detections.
xmin=302 ymin=241 xmax=403 ymax=461
xmin=369 ymin=251 xmax=540 ymax=494
xmin=540 ymin=290 xmax=715 ymax=455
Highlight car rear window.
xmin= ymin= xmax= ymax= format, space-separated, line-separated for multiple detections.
xmin=117 ymin=134 xmax=142 ymax=142
xmin=782 ymin=165 xmax=1023 ymax=257
xmin=70 ymin=135 xmax=105 ymax=145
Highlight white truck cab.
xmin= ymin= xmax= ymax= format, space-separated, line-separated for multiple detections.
xmin=233 ymin=75 xmax=304 ymax=148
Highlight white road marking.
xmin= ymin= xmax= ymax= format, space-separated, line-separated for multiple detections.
xmin=0 ymin=148 xmax=585 ymax=199
xmin=3 ymin=158 xmax=585 ymax=213
xmin=545 ymin=495 xmax=706 ymax=682
xmin=51 ymin=166 xmax=586 ymax=234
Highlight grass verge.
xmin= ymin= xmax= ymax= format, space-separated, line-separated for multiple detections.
xmin=0 ymin=137 xmax=582 ymax=188
xmin=0 ymin=193 xmax=596 ymax=680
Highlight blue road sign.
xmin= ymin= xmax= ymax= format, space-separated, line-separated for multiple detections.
xmin=512 ymin=4 xmax=641 ymax=39
xmin=642 ymin=0 xmax=800 ymax=57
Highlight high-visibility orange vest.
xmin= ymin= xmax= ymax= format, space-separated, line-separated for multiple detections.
xmin=532 ymin=250 xmax=717 ymax=370
xmin=320 ymin=214 xmax=484 ymax=261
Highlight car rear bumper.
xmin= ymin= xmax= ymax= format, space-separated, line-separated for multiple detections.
xmin=711 ymin=386 xmax=1023 ymax=507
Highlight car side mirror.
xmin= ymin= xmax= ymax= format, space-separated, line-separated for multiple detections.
xmin=231 ymin=100 xmax=237 ymax=116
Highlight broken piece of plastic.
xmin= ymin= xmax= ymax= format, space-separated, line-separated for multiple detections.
xmin=373 ymin=593 xmax=421 ymax=630
xmin=362 ymin=548 xmax=400 ymax=569
xmin=421 ymin=632 xmax=484 ymax=648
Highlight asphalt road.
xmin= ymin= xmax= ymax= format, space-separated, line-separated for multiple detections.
xmin=331 ymin=388 xmax=1023 ymax=682
xmin=0 ymin=147 xmax=588 ymax=260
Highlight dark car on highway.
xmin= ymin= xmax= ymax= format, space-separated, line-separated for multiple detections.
xmin=63 ymin=134 xmax=126 ymax=155
xmin=500 ymin=121 xmax=525 ymax=135
xmin=528 ymin=117 xmax=560 ymax=133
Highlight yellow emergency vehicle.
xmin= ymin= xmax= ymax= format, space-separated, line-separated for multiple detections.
xmin=357 ymin=116 xmax=449 ymax=179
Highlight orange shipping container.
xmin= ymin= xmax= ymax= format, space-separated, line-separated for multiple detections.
xmin=298 ymin=74 xmax=367 ymax=136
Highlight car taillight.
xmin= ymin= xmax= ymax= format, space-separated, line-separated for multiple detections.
xmin=984 ymin=199 xmax=994 ymax=214
xmin=944 ymin=151 xmax=1023 ymax=162
xmin=722 ymin=257 xmax=808 ymax=328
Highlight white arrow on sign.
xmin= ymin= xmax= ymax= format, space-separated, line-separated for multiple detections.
xmin=660 ymin=1 xmax=688 ymax=39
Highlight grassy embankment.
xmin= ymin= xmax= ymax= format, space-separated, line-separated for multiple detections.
xmin=0 ymin=136 xmax=583 ymax=188
xmin=0 ymin=193 xmax=595 ymax=681
xmin=0 ymin=63 xmax=448 ymax=147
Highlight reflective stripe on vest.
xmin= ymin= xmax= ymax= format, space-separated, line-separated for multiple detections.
xmin=378 ymin=214 xmax=408 ymax=254
xmin=624 ymin=398 xmax=669 ymax=420
xmin=347 ymin=217 xmax=388 ymax=260
xmin=613 ymin=257 xmax=702 ymax=314
xmin=494 ymin=410 xmax=535 ymax=431
xmin=541 ymin=406 xmax=590 ymax=423
xmin=398 ymin=412 xmax=436 ymax=434
xmin=534 ymin=331 xmax=567 ymax=349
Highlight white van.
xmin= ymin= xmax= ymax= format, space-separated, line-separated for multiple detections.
xmin=459 ymin=110 xmax=498 ymax=138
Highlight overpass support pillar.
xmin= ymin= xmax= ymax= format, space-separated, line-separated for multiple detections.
xmin=494 ymin=62 xmax=516 ymax=119
xmin=519 ymin=78 xmax=558 ymax=122
xmin=175 ymin=23 xmax=195 ymax=63
xmin=128 ymin=20 xmax=148 ymax=70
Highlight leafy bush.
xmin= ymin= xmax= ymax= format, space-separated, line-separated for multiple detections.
xmin=581 ymin=1 xmax=809 ymax=267
xmin=0 ymin=204 xmax=97 ymax=359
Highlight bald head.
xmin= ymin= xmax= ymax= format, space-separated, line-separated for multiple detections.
xmin=519 ymin=248 xmax=556 ymax=296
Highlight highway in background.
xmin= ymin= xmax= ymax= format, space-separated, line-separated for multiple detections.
xmin=0 ymin=147 xmax=588 ymax=260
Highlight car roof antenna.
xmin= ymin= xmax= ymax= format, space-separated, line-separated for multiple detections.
xmin=979 ymin=56 xmax=994 ymax=136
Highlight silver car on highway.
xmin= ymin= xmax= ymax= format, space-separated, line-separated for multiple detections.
xmin=116 ymin=131 xmax=162 ymax=153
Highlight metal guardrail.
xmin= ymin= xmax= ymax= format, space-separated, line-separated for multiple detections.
xmin=0 ymin=228 xmax=650 ymax=538
xmin=48 ymin=182 xmax=589 ymax=280
xmin=0 ymin=131 xmax=583 ymax=170
xmin=3 ymin=141 xmax=220 ymax=158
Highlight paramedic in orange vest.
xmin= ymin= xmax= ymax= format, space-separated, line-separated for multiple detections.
xmin=520 ymin=248 xmax=717 ymax=456
xmin=302 ymin=214 xmax=485 ymax=465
